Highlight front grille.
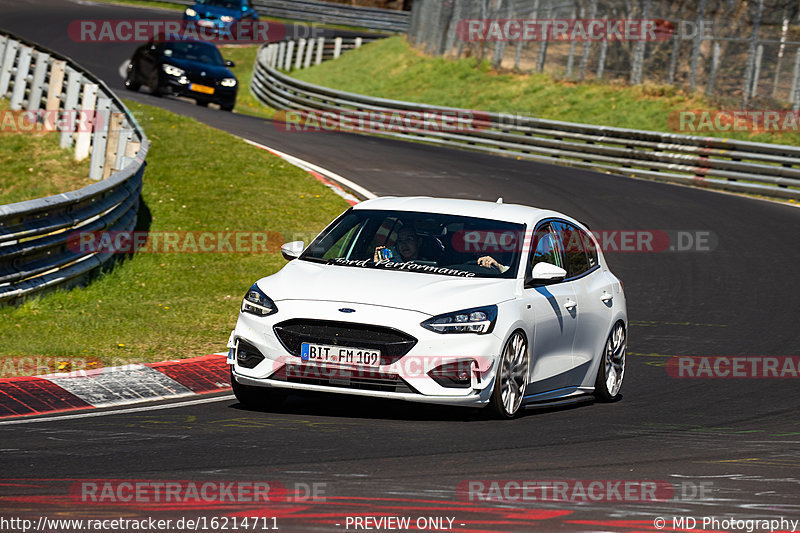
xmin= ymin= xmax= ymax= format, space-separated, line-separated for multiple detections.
xmin=273 ymin=319 xmax=417 ymax=366
xmin=270 ymin=364 xmax=418 ymax=394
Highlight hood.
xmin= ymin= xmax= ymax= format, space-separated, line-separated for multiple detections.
xmin=163 ymin=57 xmax=233 ymax=79
xmin=256 ymin=260 xmax=518 ymax=316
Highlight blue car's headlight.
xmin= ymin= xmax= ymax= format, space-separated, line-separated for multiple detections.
xmin=162 ymin=64 xmax=185 ymax=77
xmin=421 ymin=305 xmax=497 ymax=334
xmin=241 ymin=284 xmax=278 ymax=317
xmin=185 ymin=7 xmax=197 ymax=17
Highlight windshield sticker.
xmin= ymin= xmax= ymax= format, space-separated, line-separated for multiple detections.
xmin=328 ymin=258 xmax=477 ymax=278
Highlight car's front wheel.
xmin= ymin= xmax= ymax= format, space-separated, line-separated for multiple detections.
xmin=230 ymin=369 xmax=286 ymax=409
xmin=489 ymin=330 xmax=529 ymax=419
xmin=594 ymin=322 xmax=626 ymax=402
xmin=124 ymin=66 xmax=140 ymax=91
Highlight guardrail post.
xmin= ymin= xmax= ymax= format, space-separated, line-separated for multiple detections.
xmin=115 ymin=126 xmax=132 ymax=170
xmin=89 ymin=96 xmax=111 ymax=180
xmin=355 ymin=37 xmax=363 ymax=49
xmin=45 ymin=59 xmax=65 ymax=130
xmin=0 ymin=35 xmax=6 ymax=67
xmin=26 ymin=52 xmax=49 ymax=112
xmin=59 ymin=69 xmax=81 ymax=149
xmin=75 ymin=83 xmax=98 ymax=161
xmin=303 ymin=37 xmax=314 ymax=69
xmin=277 ymin=41 xmax=286 ymax=70
xmin=10 ymin=45 xmax=33 ymax=110
xmin=0 ymin=39 xmax=20 ymax=98
xmin=104 ymin=111 xmax=125 ymax=179
xmin=284 ymin=41 xmax=295 ymax=70
xmin=315 ymin=37 xmax=324 ymax=65
xmin=333 ymin=37 xmax=342 ymax=59
xmin=295 ymin=39 xmax=306 ymax=70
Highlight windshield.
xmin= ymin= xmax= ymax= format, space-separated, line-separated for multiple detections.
xmin=301 ymin=209 xmax=525 ymax=279
xmin=163 ymin=42 xmax=224 ymax=66
xmin=197 ymin=0 xmax=244 ymax=9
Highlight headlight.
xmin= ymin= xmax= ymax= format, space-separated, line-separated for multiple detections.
xmin=162 ymin=64 xmax=185 ymax=77
xmin=185 ymin=7 xmax=197 ymax=16
xmin=220 ymin=78 xmax=237 ymax=87
xmin=421 ymin=305 xmax=497 ymax=334
xmin=241 ymin=283 xmax=278 ymax=317
xmin=220 ymin=15 xmax=235 ymax=22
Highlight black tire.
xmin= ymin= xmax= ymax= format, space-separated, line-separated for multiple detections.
xmin=488 ymin=330 xmax=529 ymax=419
xmin=148 ymin=75 xmax=162 ymax=97
xmin=196 ymin=100 xmax=209 ymax=107
xmin=594 ymin=322 xmax=626 ymax=402
xmin=221 ymin=104 xmax=234 ymax=112
xmin=230 ymin=369 xmax=286 ymax=409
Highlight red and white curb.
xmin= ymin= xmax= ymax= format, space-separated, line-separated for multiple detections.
xmin=0 ymin=353 xmax=230 ymax=419
xmin=242 ymin=139 xmax=376 ymax=205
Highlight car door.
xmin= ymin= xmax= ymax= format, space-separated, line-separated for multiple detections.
xmin=522 ymin=222 xmax=580 ymax=396
xmin=138 ymin=43 xmax=159 ymax=86
xmin=553 ymin=221 xmax=614 ymax=381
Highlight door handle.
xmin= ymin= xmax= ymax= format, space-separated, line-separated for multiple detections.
xmin=564 ymin=298 xmax=577 ymax=311
xmin=601 ymin=291 xmax=613 ymax=303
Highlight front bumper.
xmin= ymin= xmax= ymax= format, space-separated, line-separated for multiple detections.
xmin=160 ymin=75 xmax=237 ymax=105
xmin=229 ymin=300 xmax=503 ymax=406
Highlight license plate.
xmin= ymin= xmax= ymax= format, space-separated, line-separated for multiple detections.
xmin=300 ymin=343 xmax=381 ymax=368
xmin=190 ymin=84 xmax=214 ymax=95
xmin=198 ymin=20 xmax=214 ymax=27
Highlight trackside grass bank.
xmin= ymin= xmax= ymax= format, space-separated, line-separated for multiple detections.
xmin=0 ymin=99 xmax=92 ymax=205
xmin=291 ymin=36 xmax=800 ymax=146
xmin=0 ymin=100 xmax=349 ymax=365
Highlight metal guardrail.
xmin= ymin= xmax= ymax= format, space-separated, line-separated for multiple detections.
xmin=251 ymin=40 xmax=800 ymax=201
xmin=141 ymin=0 xmax=409 ymax=33
xmin=0 ymin=30 xmax=149 ymax=305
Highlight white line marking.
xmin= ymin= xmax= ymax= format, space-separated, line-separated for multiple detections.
xmin=0 ymin=395 xmax=235 ymax=426
xmin=242 ymin=138 xmax=377 ymax=200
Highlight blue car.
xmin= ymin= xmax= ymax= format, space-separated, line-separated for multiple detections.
xmin=183 ymin=0 xmax=259 ymax=34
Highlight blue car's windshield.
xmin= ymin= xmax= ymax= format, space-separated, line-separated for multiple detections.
xmin=301 ymin=210 xmax=525 ymax=279
xmin=163 ymin=42 xmax=224 ymax=66
xmin=197 ymin=0 xmax=244 ymax=9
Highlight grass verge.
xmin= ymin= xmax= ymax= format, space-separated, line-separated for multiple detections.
xmin=0 ymin=100 xmax=349 ymax=365
xmin=292 ymin=36 xmax=800 ymax=146
xmin=0 ymin=100 xmax=92 ymax=205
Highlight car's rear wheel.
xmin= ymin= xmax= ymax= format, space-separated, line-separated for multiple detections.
xmin=489 ymin=330 xmax=529 ymax=419
xmin=594 ymin=322 xmax=626 ymax=402
xmin=230 ymin=369 xmax=286 ymax=409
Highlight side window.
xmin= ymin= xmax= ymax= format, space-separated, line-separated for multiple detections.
xmin=530 ymin=223 xmax=563 ymax=270
xmin=583 ymin=229 xmax=599 ymax=269
xmin=553 ymin=221 xmax=591 ymax=278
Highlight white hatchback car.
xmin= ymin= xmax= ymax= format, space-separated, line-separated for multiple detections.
xmin=228 ymin=197 xmax=627 ymax=418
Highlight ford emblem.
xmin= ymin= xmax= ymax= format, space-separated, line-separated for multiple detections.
xmin=339 ymin=308 xmax=356 ymax=313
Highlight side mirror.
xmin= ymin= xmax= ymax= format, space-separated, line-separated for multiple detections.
xmin=529 ymin=262 xmax=567 ymax=283
xmin=225 ymin=59 xmax=236 ymax=67
xmin=281 ymin=241 xmax=305 ymax=261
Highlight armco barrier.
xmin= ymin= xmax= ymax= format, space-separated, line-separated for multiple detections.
xmin=140 ymin=0 xmax=409 ymax=33
xmin=0 ymin=30 xmax=149 ymax=304
xmin=251 ymin=39 xmax=800 ymax=201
